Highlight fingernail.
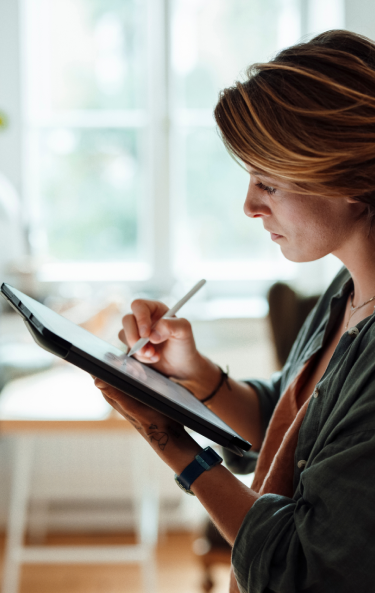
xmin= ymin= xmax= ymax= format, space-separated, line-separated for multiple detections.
xmin=150 ymin=355 xmax=158 ymax=362
xmin=139 ymin=325 xmax=148 ymax=338
xmin=95 ymin=380 xmax=105 ymax=389
xmin=150 ymin=330 xmax=161 ymax=341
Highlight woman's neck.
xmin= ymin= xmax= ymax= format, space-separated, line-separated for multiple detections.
xmin=334 ymin=224 xmax=375 ymax=307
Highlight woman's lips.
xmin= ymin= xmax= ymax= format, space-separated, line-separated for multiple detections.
xmin=271 ymin=233 xmax=283 ymax=241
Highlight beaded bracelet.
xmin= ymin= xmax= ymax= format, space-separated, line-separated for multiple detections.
xmin=200 ymin=365 xmax=231 ymax=405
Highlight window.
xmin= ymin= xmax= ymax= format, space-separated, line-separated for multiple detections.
xmin=23 ymin=0 xmax=311 ymax=289
xmin=23 ymin=0 xmax=151 ymax=282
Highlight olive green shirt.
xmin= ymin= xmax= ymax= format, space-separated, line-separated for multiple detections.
xmin=233 ymin=267 xmax=375 ymax=593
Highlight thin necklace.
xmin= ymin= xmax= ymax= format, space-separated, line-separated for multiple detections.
xmin=345 ymin=291 xmax=375 ymax=330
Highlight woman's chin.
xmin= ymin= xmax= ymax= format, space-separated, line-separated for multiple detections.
xmin=279 ymin=245 xmax=326 ymax=263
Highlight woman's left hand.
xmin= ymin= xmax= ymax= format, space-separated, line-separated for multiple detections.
xmin=93 ymin=379 xmax=201 ymax=473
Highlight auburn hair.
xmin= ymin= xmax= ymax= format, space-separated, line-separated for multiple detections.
xmin=214 ymin=29 xmax=375 ymax=220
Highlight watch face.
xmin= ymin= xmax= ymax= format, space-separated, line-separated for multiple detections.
xmin=174 ymin=475 xmax=195 ymax=496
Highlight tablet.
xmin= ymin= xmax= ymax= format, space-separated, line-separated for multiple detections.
xmin=1 ymin=283 xmax=251 ymax=455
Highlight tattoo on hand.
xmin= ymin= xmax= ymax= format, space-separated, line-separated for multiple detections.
xmin=147 ymin=424 xmax=169 ymax=450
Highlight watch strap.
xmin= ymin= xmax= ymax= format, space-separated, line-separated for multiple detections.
xmin=174 ymin=447 xmax=223 ymax=495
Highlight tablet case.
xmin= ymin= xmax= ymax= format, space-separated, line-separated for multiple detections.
xmin=1 ymin=283 xmax=251 ymax=455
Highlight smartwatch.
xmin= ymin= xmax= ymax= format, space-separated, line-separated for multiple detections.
xmin=174 ymin=446 xmax=223 ymax=495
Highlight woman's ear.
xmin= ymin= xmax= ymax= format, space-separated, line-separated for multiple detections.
xmin=345 ymin=196 xmax=366 ymax=208
xmin=345 ymin=196 xmax=369 ymax=219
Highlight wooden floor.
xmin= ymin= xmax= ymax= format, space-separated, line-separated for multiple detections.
xmin=0 ymin=532 xmax=231 ymax=593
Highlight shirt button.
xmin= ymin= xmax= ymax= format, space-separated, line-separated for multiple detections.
xmin=313 ymin=387 xmax=320 ymax=398
xmin=348 ymin=327 xmax=359 ymax=337
xmin=297 ymin=460 xmax=307 ymax=469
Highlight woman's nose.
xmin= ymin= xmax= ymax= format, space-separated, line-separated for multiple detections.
xmin=243 ymin=183 xmax=272 ymax=218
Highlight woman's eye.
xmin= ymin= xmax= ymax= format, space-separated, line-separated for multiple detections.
xmin=255 ymin=181 xmax=277 ymax=195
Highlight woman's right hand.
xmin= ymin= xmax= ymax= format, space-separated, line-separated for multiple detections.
xmin=119 ymin=299 xmax=217 ymax=387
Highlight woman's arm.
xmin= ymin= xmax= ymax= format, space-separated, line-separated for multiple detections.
xmin=96 ymin=370 xmax=375 ymax=593
xmin=95 ymin=379 xmax=260 ymax=545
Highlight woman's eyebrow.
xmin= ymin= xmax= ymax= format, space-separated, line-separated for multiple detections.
xmin=249 ymin=169 xmax=291 ymax=188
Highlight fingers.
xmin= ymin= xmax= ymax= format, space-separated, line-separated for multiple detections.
xmin=150 ymin=317 xmax=193 ymax=343
xmin=94 ymin=379 xmax=142 ymax=413
xmin=94 ymin=379 xmax=120 ymax=398
xmin=119 ymin=299 xmax=194 ymax=367
xmin=119 ymin=300 xmax=170 ymax=361
xmin=119 ymin=312 xmax=140 ymax=346
xmin=94 ymin=379 xmax=164 ymax=432
xmin=119 ymin=312 xmax=151 ymax=359
xmin=130 ymin=299 xmax=169 ymax=338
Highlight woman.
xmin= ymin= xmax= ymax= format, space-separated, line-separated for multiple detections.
xmin=94 ymin=30 xmax=375 ymax=592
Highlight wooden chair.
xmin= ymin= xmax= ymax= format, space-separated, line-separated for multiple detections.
xmin=268 ymin=282 xmax=320 ymax=368
xmin=193 ymin=519 xmax=231 ymax=592
xmin=0 ymin=365 xmax=159 ymax=593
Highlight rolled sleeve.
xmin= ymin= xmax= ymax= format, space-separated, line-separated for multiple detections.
xmin=232 ymin=494 xmax=297 ymax=593
xmin=232 ymin=428 xmax=375 ymax=593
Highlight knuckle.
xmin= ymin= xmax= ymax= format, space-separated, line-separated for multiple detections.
xmin=131 ymin=298 xmax=142 ymax=309
xmin=160 ymin=317 xmax=191 ymax=337
xmin=130 ymin=301 xmax=149 ymax=323
xmin=122 ymin=313 xmax=134 ymax=326
xmin=131 ymin=298 xmax=149 ymax=314
xmin=179 ymin=318 xmax=192 ymax=332
xmin=174 ymin=317 xmax=192 ymax=336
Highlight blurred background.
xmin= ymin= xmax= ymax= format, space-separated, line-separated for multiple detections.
xmin=0 ymin=0 xmax=372 ymax=591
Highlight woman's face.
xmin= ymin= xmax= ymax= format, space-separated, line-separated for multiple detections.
xmin=244 ymin=168 xmax=366 ymax=263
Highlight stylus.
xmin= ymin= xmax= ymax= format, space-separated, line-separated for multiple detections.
xmin=127 ymin=279 xmax=206 ymax=357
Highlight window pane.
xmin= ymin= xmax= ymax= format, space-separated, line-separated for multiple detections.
xmin=173 ymin=128 xmax=280 ymax=269
xmin=171 ymin=0 xmax=299 ymax=275
xmin=28 ymin=0 xmax=147 ymax=111
xmin=171 ymin=0 xmax=283 ymax=109
xmin=38 ymin=129 xmax=145 ymax=262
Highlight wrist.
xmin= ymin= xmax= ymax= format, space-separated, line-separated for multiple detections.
xmin=174 ymin=446 xmax=223 ymax=495
xmin=147 ymin=423 xmax=201 ymax=474
xmin=177 ymin=355 xmax=222 ymax=401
